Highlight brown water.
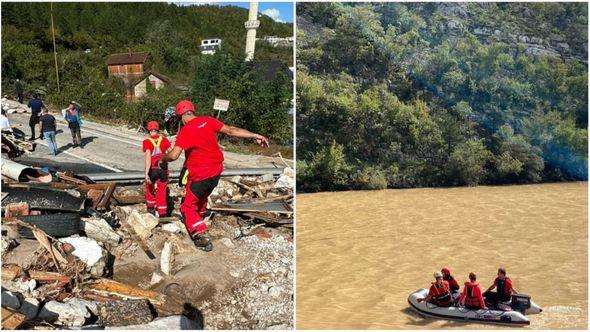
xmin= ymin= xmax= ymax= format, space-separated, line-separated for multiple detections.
xmin=296 ymin=182 xmax=588 ymax=329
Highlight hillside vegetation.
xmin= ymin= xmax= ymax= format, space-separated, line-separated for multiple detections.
xmin=2 ymin=2 xmax=293 ymax=143
xmin=297 ymin=2 xmax=587 ymax=192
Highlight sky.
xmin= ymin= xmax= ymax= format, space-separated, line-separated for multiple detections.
xmin=174 ymin=2 xmax=293 ymax=23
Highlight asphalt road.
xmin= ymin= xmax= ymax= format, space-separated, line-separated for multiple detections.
xmin=7 ymin=109 xmax=289 ymax=175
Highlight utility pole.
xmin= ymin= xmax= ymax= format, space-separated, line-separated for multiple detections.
xmin=244 ymin=1 xmax=260 ymax=61
xmin=50 ymin=2 xmax=60 ymax=93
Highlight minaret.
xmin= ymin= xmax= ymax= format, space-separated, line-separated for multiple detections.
xmin=244 ymin=1 xmax=260 ymax=61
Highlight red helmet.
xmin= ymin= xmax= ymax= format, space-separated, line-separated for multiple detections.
xmin=441 ymin=267 xmax=451 ymax=275
xmin=146 ymin=121 xmax=159 ymax=131
xmin=469 ymin=272 xmax=477 ymax=280
xmin=175 ymin=100 xmax=195 ymax=116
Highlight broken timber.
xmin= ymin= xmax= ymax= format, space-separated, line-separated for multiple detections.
xmin=1 ymin=307 xmax=27 ymax=330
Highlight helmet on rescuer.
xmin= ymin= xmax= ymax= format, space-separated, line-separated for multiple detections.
xmin=147 ymin=121 xmax=159 ymax=131
xmin=175 ymin=100 xmax=195 ymax=116
xmin=441 ymin=267 xmax=451 ymax=275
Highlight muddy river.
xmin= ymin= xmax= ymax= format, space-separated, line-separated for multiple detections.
xmin=296 ymin=182 xmax=587 ymax=329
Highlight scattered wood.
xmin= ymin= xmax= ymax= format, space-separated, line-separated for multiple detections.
xmin=1 ymin=306 xmax=27 ymax=330
xmin=27 ymin=271 xmax=72 ymax=285
xmin=86 ymin=279 xmax=166 ymax=305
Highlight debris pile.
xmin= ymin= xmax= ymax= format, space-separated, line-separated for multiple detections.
xmin=1 ymin=162 xmax=293 ymax=329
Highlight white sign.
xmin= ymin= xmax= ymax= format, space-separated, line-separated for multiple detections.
xmin=213 ymin=98 xmax=230 ymax=112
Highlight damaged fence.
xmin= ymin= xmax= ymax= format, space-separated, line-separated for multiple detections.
xmin=1 ymin=161 xmax=294 ymax=329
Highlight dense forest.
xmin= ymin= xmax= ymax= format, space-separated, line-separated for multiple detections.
xmin=1 ymin=2 xmax=293 ymax=143
xmin=297 ymin=2 xmax=588 ymax=192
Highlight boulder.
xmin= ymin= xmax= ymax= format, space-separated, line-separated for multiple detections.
xmin=38 ymin=300 xmax=92 ymax=327
xmin=162 ymin=222 xmax=182 ymax=234
xmin=83 ymin=218 xmax=121 ymax=246
xmin=19 ymin=297 xmax=40 ymax=320
xmin=97 ymin=299 xmax=153 ymax=326
xmin=124 ymin=210 xmax=158 ymax=240
xmin=105 ymin=315 xmax=200 ymax=330
xmin=60 ymin=236 xmax=108 ymax=277
xmin=1 ymin=290 xmax=21 ymax=309
xmin=259 ymin=173 xmax=275 ymax=183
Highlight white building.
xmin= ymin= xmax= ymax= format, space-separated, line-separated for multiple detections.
xmin=259 ymin=36 xmax=294 ymax=47
xmin=199 ymin=38 xmax=222 ymax=55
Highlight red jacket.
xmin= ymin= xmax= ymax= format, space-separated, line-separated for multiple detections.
xmin=458 ymin=281 xmax=486 ymax=309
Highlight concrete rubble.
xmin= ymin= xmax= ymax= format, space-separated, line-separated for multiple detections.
xmin=1 ymin=160 xmax=293 ymax=329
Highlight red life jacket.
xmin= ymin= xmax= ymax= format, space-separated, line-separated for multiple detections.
xmin=496 ymin=277 xmax=512 ymax=297
xmin=147 ymin=135 xmax=164 ymax=168
xmin=431 ymin=281 xmax=452 ymax=306
xmin=464 ymin=282 xmax=481 ymax=307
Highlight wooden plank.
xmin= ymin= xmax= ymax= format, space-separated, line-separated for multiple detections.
xmin=86 ymin=279 xmax=166 ymax=305
xmin=97 ymin=182 xmax=117 ymax=210
xmin=1 ymin=307 xmax=27 ymax=330
xmin=1 ymin=265 xmax=22 ymax=280
xmin=28 ymin=271 xmax=72 ymax=285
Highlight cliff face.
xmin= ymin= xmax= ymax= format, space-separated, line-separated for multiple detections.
xmin=433 ymin=2 xmax=587 ymax=62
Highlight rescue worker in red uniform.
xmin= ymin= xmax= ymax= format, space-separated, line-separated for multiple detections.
xmin=441 ymin=267 xmax=460 ymax=293
xmin=418 ymin=272 xmax=453 ymax=307
xmin=143 ymin=121 xmax=172 ymax=217
xmin=159 ymin=100 xmax=268 ymax=251
xmin=484 ymin=267 xmax=518 ymax=308
xmin=457 ymin=272 xmax=487 ymax=310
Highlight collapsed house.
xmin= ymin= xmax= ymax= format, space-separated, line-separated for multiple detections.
xmin=1 ymin=159 xmax=294 ymax=329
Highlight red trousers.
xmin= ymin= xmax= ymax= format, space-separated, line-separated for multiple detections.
xmin=180 ymin=179 xmax=210 ymax=235
xmin=145 ymin=179 xmax=167 ymax=216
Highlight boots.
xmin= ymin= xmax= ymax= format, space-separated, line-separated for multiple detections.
xmin=191 ymin=232 xmax=213 ymax=252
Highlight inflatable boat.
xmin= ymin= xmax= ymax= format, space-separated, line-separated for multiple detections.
xmin=408 ymin=288 xmax=542 ymax=326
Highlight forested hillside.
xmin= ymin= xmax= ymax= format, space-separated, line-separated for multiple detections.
xmin=297 ymin=2 xmax=588 ymax=192
xmin=2 ymin=2 xmax=293 ymax=143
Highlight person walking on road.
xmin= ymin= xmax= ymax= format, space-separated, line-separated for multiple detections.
xmin=39 ymin=109 xmax=58 ymax=156
xmin=64 ymin=101 xmax=83 ymax=147
xmin=27 ymin=93 xmax=47 ymax=141
xmin=143 ymin=121 xmax=172 ymax=217
xmin=159 ymin=100 xmax=269 ymax=252
xmin=15 ymin=79 xmax=24 ymax=104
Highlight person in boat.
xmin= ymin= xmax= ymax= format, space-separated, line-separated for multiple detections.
xmin=418 ymin=272 xmax=453 ymax=307
xmin=457 ymin=272 xmax=487 ymax=310
xmin=484 ymin=268 xmax=518 ymax=308
xmin=441 ymin=267 xmax=460 ymax=293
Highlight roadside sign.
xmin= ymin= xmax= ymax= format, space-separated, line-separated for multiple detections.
xmin=213 ymin=98 xmax=230 ymax=112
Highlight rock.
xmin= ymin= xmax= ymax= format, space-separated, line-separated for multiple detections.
xmin=162 ymin=222 xmax=182 ymax=234
xmin=274 ymin=167 xmax=294 ymax=189
xmin=269 ymin=286 xmax=283 ymax=298
xmin=1 ymin=290 xmax=21 ymax=309
xmin=149 ymin=272 xmax=165 ymax=287
xmin=160 ymin=242 xmax=174 ymax=276
xmin=83 ymin=218 xmax=121 ymax=246
xmin=259 ymin=284 xmax=270 ymax=293
xmin=19 ymin=297 xmax=39 ymax=320
xmin=39 ymin=300 xmax=91 ymax=327
xmin=97 ymin=299 xmax=153 ymax=326
xmin=219 ymin=237 xmax=235 ymax=249
xmin=68 ymin=297 xmax=98 ymax=316
xmin=105 ymin=315 xmax=200 ymax=330
xmin=259 ymin=173 xmax=275 ymax=182
xmin=518 ymin=35 xmax=530 ymax=43
xmin=60 ymin=236 xmax=107 ymax=277
xmin=125 ymin=210 xmax=158 ymax=240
